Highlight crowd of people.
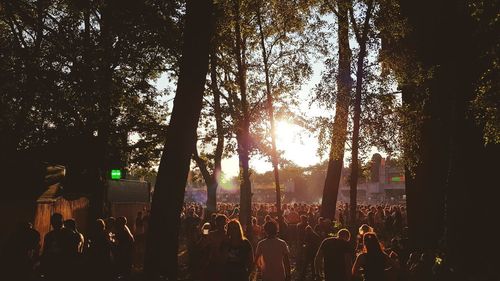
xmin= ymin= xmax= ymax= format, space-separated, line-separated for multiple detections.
xmin=181 ymin=201 xmax=450 ymax=281
xmin=0 ymin=201 xmax=451 ymax=281
xmin=0 ymin=210 xmax=149 ymax=281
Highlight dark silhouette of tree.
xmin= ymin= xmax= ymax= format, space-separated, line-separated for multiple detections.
xmin=144 ymin=0 xmax=212 ymax=279
xmin=192 ymin=44 xmax=225 ymax=215
xmin=256 ymin=1 xmax=282 ymax=219
xmin=348 ymin=0 xmax=374 ymax=228
xmin=320 ymin=0 xmax=352 ymax=220
xmin=379 ymin=0 xmax=499 ymax=279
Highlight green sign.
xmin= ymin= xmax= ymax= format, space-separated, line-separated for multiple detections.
xmin=391 ymin=176 xmax=402 ymax=182
xmin=111 ymin=169 xmax=122 ymax=180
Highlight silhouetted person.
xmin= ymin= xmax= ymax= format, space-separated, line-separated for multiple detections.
xmin=105 ymin=217 xmax=116 ymax=242
xmin=223 ymin=220 xmax=253 ymax=281
xmin=251 ymin=216 xmax=262 ymax=248
xmin=0 ymin=222 xmax=40 ymax=280
xmin=41 ymin=213 xmax=73 ymax=280
xmin=315 ymin=228 xmax=353 ymax=281
xmin=85 ymin=219 xmax=112 ymax=280
xmin=255 ymin=220 xmax=291 ymax=281
xmin=297 ymin=215 xmax=308 ymax=248
xmin=257 ymin=204 xmax=268 ymax=225
xmin=277 ymin=216 xmax=289 ymax=242
xmin=63 ymin=219 xmax=84 ymax=254
xmin=352 ymin=232 xmax=399 ymax=281
xmin=184 ymin=208 xmax=201 ymax=274
xmin=204 ymin=214 xmax=228 ymax=281
xmin=299 ymin=226 xmax=321 ymax=281
xmin=113 ymin=216 xmax=134 ymax=278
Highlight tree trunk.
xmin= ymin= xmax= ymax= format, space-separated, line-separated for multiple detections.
xmin=233 ymin=0 xmax=252 ymax=231
xmin=256 ymin=5 xmax=282 ymax=218
xmin=349 ymin=0 xmax=374 ymax=229
xmin=144 ymin=0 xmax=212 ymax=279
xmin=320 ymin=0 xmax=352 ymax=220
xmin=210 ymin=49 xmax=224 ymax=214
xmin=93 ymin=1 xmax=113 ymax=219
xmin=192 ymin=145 xmax=218 ymax=215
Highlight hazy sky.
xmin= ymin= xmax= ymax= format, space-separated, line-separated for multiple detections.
xmin=153 ymin=15 xmax=390 ymax=178
xmin=154 ymin=62 xmax=387 ymax=178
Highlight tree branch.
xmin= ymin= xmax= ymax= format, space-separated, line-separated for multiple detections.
xmin=325 ymin=0 xmax=339 ymax=17
xmin=349 ymin=5 xmax=362 ymax=43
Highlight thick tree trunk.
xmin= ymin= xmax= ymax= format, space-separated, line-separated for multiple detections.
xmin=348 ymin=0 xmax=373 ymax=229
xmin=397 ymin=2 xmax=499 ymax=279
xmin=94 ymin=1 xmax=114 ymax=219
xmin=233 ymin=0 xmax=252 ymax=231
xmin=320 ymin=0 xmax=352 ymax=220
xmin=256 ymin=6 xmax=282 ymax=218
xmin=144 ymin=0 xmax=212 ymax=279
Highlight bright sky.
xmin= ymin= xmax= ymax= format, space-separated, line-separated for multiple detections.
xmin=154 ymin=61 xmax=330 ymax=177
xmin=153 ymin=26 xmax=393 ymax=178
xmin=154 ymin=63 xmax=388 ymax=178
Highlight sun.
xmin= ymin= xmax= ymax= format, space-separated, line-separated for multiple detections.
xmin=272 ymin=120 xmax=320 ymax=167
xmin=275 ymin=120 xmax=299 ymax=150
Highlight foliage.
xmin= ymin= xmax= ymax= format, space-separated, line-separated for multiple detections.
xmin=312 ymin=0 xmax=405 ymax=166
xmin=0 ymin=0 xmax=181 ymax=169
xmin=468 ymin=0 xmax=500 ymax=145
xmin=195 ymin=0 xmax=318 ymax=170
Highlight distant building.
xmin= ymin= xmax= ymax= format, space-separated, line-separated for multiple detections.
xmin=338 ymin=154 xmax=405 ymax=202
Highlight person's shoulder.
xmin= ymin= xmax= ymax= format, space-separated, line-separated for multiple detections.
xmin=356 ymin=252 xmax=367 ymax=260
xmin=276 ymin=238 xmax=289 ymax=249
xmin=323 ymin=236 xmax=336 ymax=243
xmin=256 ymin=238 xmax=266 ymax=246
xmin=276 ymin=237 xmax=287 ymax=244
xmin=242 ymin=238 xmax=252 ymax=247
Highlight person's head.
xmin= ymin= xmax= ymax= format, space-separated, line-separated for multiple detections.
xmin=227 ymin=220 xmax=244 ymax=241
xmin=201 ymin=222 xmax=211 ymax=235
xmin=263 ymin=220 xmax=278 ymax=237
xmin=318 ymin=216 xmax=324 ymax=224
xmin=64 ymin=219 xmax=76 ymax=231
xmin=215 ymin=214 xmax=228 ymax=231
xmin=116 ymin=216 xmax=127 ymax=228
xmin=300 ymin=215 xmax=308 ymax=224
xmin=363 ymin=232 xmax=383 ymax=255
xmin=94 ymin=219 xmax=106 ymax=233
xmin=337 ymin=228 xmax=351 ymax=241
xmin=264 ymin=215 xmax=272 ymax=223
xmin=252 ymin=217 xmax=257 ymax=225
xmin=106 ymin=217 xmax=116 ymax=229
xmin=359 ymin=224 xmax=373 ymax=236
xmin=50 ymin=213 xmax=63 ymax=230
xmin=407 ymin=251 xmax=420 ymax=267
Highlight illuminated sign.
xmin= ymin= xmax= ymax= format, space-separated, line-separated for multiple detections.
xmin=391 ymin=176 xmax=404 ymax=182
xmin=111 ymin=169 xmax=122 ymax=180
